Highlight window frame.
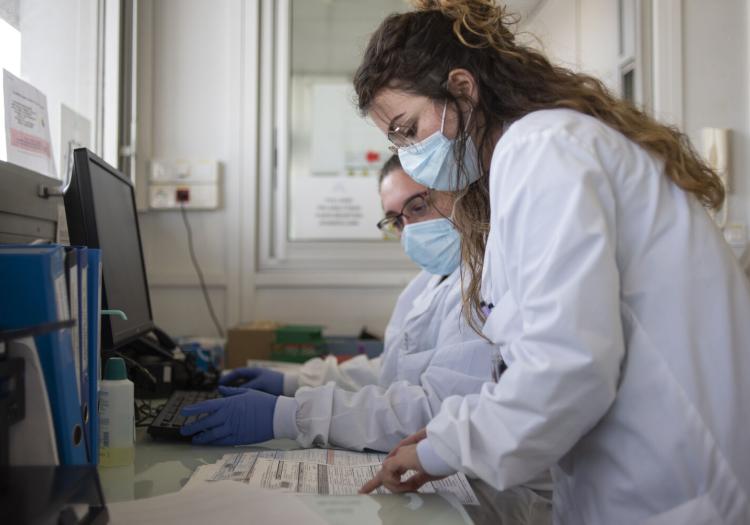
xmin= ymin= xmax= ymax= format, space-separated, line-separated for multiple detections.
xmin=256 ymin=0 xmax=416 ymax=283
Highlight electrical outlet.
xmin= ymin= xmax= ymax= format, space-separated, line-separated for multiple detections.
xmin=176 ymin=187 xmax=190 ymax=203
xmin=148 ymin=159 xmax=221 ymax=210
xmin=149 ymin=184 xmax=219 ymax=210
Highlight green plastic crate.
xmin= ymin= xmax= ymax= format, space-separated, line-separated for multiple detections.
xmin=274 ymin=325 xmax=324 ymax=345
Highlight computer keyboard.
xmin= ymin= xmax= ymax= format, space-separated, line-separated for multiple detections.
xmin=147 ymin=389 xmax=220 ymax=440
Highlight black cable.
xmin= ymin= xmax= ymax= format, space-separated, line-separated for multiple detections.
xmin=107 ymin=349 xmax=158 ymax=384
xmin=179 ymin=202 xmax=225 ymax=338
xmin=135 ymin=398 xmax=166 ymax=427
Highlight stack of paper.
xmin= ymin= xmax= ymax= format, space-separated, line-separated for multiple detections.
xmin=184 ymin=448 xmax=479 ymax=506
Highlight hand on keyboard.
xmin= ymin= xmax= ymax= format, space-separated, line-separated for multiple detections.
xmin=218 ymin=367 xmax=284 ymax=395
xmin=179 ymin=388 xmax=277 ymax=445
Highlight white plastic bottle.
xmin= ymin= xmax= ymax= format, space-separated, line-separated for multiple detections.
xmin=99 ymin=357 xmax=135 ymax=467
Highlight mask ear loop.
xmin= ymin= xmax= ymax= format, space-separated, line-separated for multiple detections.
xmin=439 ymin=100 xmax=449 ymax=134
xmin=427 ymin=189 xmax=460 ymax=230
xmin=452 ymin=99 xmax=478 ymax=192
xmin=437 ymin=98 xmax=473 ymax=229
xmin=440 ymin=98 xmax=473 ymax=136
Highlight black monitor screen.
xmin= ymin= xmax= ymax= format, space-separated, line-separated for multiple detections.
xmin=66 ymin=149 xmax=153 ymax=348
xmin=89 ymin=162 xmax=151 ymax=343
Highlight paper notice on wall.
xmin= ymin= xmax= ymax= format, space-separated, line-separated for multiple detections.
xmin=60 ymin=103 xmax=91 ymax=186
xmin=290 ymin=175 xmax=383 ymax=240
xmin=2 ymin=69 xmax=57 ymax=178
xmin=308 ymin=82 xmax=388 ymax=177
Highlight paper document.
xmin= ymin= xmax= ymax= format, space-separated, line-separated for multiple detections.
xmin=187 ymin=449 xmax=479 ymax=506
xmin=2 ymin=69 xmax=56 ymax=177
xmin=59 ymin=104 xmax=91 ymax=185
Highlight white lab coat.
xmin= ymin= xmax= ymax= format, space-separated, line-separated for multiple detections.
xmin=422 ymin=109 xmax=750 ymax=524
xmin=281 ymin=271 xmax=437 ymax=394
xmin=289 ymin=267 xmax=497 ymax=452
xmin=283 ymin=354 xmax=383 ymax=394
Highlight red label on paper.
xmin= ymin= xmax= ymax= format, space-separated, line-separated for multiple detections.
xmin=10 ymin=128 xmax=51 ymax=156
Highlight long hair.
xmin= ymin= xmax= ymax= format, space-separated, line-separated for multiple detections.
xmin=353 ymin=0 xmax=724 ymax=334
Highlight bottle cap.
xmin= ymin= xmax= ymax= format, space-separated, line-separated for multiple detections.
xmin=104 ymin=357 xmax=128 ymax=380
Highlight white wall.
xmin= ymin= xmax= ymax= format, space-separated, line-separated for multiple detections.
xmin=521 ymin=0 xmax=580 ymax=69
xmin=138 ymin=0 xmax=405 ymax=339
xmin=522 ymin=0 xmax=619 ymax=93
xmin=578 ymin=0 xmax=619 ymax=90
xmin=682 ymin=0 xmax=749 ymax=231
xmin=525 ymin=0 xmax=750 ymax=251
xmin=138 ymin=0 xmax=233 ymax=338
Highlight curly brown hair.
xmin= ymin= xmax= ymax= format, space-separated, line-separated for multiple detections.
xmin=353 ymin=0 xmax=724 ymax=334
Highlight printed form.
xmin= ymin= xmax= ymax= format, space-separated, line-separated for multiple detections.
xmin=188 ymin=449 xmax=479 ymax=506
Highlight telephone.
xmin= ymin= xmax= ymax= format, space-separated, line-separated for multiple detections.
xmin=701 ymin=127 xmax=730 ymax=228
xmin=702 ymin=127 xmax=749 ymax=266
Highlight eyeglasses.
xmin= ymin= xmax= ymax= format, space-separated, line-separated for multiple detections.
xmin=377 ymin=191 xmax=433 ymax=239
xmin=387 ymin=123 xmax=417 ymax=153
xmin=386 ymin=100 xmax=449 ymax=154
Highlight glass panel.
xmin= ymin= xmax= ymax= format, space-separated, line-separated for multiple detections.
xmin=622 ymin=68 xmax=635 ymax=104
xmin=287 ymin=0 xmax=406 ymax=242
xmin=0 ymin=0 xmax=99 ymax=181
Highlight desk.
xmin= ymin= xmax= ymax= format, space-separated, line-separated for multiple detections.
xmin=99 ymin=429 xmax=552 ymax=525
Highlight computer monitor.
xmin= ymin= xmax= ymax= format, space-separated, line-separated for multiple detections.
xmin=64 ymin=148 xmax=155 ymax=349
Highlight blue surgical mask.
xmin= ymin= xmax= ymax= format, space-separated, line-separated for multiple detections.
xmin=401 ymin=218 xmax=461 ymax=275
xmin=398 ymin=102 xmax=481 ymax=191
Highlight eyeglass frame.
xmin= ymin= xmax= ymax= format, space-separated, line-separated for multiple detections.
xmin=386 ymin=100 xmax=449 ymax=154
xmin=376 ymin=190 xmax=435 ymax=236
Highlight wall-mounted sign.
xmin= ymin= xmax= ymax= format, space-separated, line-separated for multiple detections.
xmin=2 ymin=69 xmax=56 ymax=178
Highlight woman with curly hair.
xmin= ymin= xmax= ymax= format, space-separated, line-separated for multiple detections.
xmin=356 ymin=2 xmax=750 ymax=523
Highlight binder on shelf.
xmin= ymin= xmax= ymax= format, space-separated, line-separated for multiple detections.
xmin=86 ymin=248 xmax=103 ymax=464
xmin=2 ymin=243 xmax=93 ymax=462
xmin=0 ymin=244 xmax=88 ymax=465
xmin=63 ymin=247 xmax=81 ymax=401
xmin=72 ymin=246 xmax=91 ymax=461
xmin=2 ymin=322 xmax=75 ymax=466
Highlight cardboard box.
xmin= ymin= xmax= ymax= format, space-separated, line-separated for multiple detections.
xmin=225 ymin=321 xmax=283 ymax=368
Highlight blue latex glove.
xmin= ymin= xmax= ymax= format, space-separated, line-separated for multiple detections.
xmin=180 ymin=388 xmax=277 ymax=445
xmin=218 ymin=367 xmax=284 ymax=395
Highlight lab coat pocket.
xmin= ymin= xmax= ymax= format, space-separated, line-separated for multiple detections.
xmin=396 ymin=349 xmax=434 ymax=384
xmin=640 ymin=493 xmax=722 ymax=525
xmin=481 ymin=291 xmax=522 ymax=347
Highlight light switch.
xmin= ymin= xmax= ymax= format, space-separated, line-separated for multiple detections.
xmin=148 ymin=159 xmax=221 ymax=210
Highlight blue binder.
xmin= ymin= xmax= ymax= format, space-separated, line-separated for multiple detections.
xmin=63 ymin=247 xmax=81 ymax=405
xmin=86 ymin=248 xmax=103 ymax=464
xmin=72 ymin=246 xmax=91 ymax=461
xmin=0 ymin=244 xmax=88 ymax=465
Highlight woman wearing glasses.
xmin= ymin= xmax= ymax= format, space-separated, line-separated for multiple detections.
xmin=216 ymin=155 xmax=462 ymax=398
xmin=179 ymin=156 xmax=500 ymax=454
xmin=355 ymin=1 xmax=750 ymax=523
